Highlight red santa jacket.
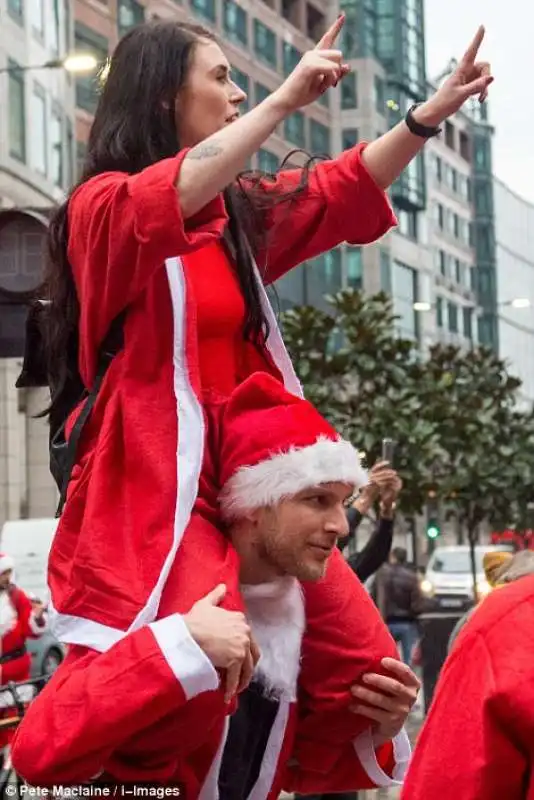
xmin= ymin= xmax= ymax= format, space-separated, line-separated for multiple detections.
xmin=401 ymin=574 xmax=534 ymax=800
xmin=47 ymin=142 xmax=396 ymax=645
xmin=0 ymin=585 xmax=47 ymax=685
xmin=13 ymin=538 xmax=410 ymax=795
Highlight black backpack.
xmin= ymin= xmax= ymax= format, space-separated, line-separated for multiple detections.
xmin=15 ymin=300 xmax=124 ymax=517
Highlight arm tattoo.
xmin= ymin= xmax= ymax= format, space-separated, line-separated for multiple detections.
xmin=186 ymin=141 xmax=224 ymax=160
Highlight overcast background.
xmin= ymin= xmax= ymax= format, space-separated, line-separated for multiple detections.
xmin=425 ymin=0 xmax=532 ymax=202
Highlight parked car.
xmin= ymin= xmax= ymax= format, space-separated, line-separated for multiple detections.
xmin=421 ymin=544 xmax=514 ymax=612
xmin=0 ymin=518 xmax=65 ymax=678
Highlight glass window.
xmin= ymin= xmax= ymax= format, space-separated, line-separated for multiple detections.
xmin=380 ymin=248 xmax=391 ymax=293
xmin=29 ymin=0 xmax=44 ymax=37
xmin=50 ymin=108 xmax=63 ymax=187
xmin=258 ymin=148 xmax=279 ymax=173
xmin=232 ymin=68 xmax=249 ymax=111
xmin=448 ymin=301 xmax=458 ymax=333
xmin=396 ymin=208 xmax=418 ymax=240
xmin=439 ymin=250 xmax=446 ymax=276
xmin=436 ymin=296 xmax=443 ymax=327
xmin=453 ymin=213 xmax=460 ymax=239
xmin=284 ymin=112 xmax=305 ymax=148
xmin=50 ymin=0 xmax=61 ymax=54
xmin=455 ymin=258 xmax=462 ymax=284
xmin=8 ymin=0 xmax=23 ymax=23
xmin=463 ymin=307 xmax=473 ymax=340
xmin=282 ymin=42 xmax=301 ymax=77
xmin=8 ymin=62 xmax=26 ymax=162
xmin=341 ymin=72 xmax=358 ymax=109
xmin=255 ymin=82 xmax=271 ymax=105
xmin=118 ymin=0 xmax=145 ymax=38
xmin=374 ymin=74 xmax=385 ymax=112
xmin=224 ymin=0 xmax=248 ymax=47
xmin=31 ymin=86 xmax=47 ymax=174
xmin=310 ymin=120 xmax=330 ymax=155
xmin=346 ymin=246 xmax=362 ymax=288
xmin=392 ymin=260 xmax=418 ymax=340
xmin=74 ymin=23 xmax=108 ymax=113
xmin=254 ymin=20 xmax=277 ymax=68
xmin=191 ymin=0 xmax=216 ymax=21
xmin=342 ymin=128 xmax=358 ymax=150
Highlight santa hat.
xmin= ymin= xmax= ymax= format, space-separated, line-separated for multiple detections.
xmin=219 ymin=372 xmax=367 ymax=521
xmin=0 ymin=554 xmax=14 ymax=574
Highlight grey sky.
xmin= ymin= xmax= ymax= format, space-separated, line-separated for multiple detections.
xmin=424 ymin=0 xmax=533 ymax=203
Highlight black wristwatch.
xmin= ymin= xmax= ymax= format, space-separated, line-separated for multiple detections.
xmin=405 ymin=103 xmax=442 ymax=138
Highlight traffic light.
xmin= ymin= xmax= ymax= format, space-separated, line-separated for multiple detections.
xmin=427 ymin=519 xmax=440 ymax=539
xmin=426 ymin=490 xmax=441 ymax=543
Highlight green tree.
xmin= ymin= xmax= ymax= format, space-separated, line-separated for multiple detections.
xmin=281 ymin=289 xmax=534 ymax=584
xmin=281 ymin=290 xmax=442 ymax=516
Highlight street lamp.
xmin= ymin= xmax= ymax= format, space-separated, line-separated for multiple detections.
xmin=499 ymin=297 xmax=531 ymax=309
xmin=413 ymin=301 xmax=433 ymax=312
xmin=0 ymin=54 xmax=98 ymax=75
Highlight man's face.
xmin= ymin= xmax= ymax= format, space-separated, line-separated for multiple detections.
xmin=251 ymin=482 xmax=352 ymax=582
xmin=0 ymin=569 xmax=12 ymax=589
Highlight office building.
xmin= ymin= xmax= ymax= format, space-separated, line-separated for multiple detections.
xmin=493 ymin=177 xmax=534 ymax=406
xmin=0 ymin=0 xmax=76 ymax=525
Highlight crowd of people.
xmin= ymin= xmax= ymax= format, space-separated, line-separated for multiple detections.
xmin=7 ymin=10 xmax=531 ymax=800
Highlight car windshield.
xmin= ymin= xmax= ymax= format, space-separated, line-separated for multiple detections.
xmin=429 ymin=550 xmax=488 ymax=574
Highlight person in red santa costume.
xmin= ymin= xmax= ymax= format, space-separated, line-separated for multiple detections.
xmin=400 ymin=562 xmax=534 ymax=800
xmin=21 ymin=14 xmax=490 ymax=791
xmin=12 ymin=372 xmax=420 ymax=794
xmin=0 ymin=553 xmax=48 ymax=761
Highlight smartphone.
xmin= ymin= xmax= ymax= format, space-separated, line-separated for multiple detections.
xmin=381 ymin=438 xmax=395 ymax=465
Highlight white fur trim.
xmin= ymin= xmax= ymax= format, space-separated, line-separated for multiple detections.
xmin=221 ymin=437 xmax=368 ymax=521
xmin=0 ymin=592 xmax=17 ymax=637
xmin=0 ymin=556 xmax=14 ymax=575
xmin=149 ymin=613 xmax=220 ymax=699
xmin=353 ymin=727 xmax=411 ymax=787
xmin=242 ymin=577 xmax=306 ymax=701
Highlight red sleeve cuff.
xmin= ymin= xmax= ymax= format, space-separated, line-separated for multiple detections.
xmin=127 ymin=149 xmax=228 ymax=253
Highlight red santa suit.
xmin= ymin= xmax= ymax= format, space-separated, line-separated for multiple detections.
xmin=0 ymin=554 xmax=48 ymax=749
xmin=401 ymin=573 xmax=534 ymax=800
xmin=12 ymin=374 xmax=411 ymax=793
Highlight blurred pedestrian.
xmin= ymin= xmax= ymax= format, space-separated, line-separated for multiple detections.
xmin=343 ymin=462 xmax=402 ymax=583
xmin=373 ymin=547 xmax=425 ymax=664
xmin=0 ymin=554 xmax=48 ymax=766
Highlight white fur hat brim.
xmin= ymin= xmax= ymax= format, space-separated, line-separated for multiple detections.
xmin=0 ymin=555 xmax=14 ymax=574
xmin=220 ymin=436 xmax=367 ymax=521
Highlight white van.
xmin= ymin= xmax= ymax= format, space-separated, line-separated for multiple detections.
xmin=0 ymin=517 xmax=63 ymax=676
xmin=421 ymin=544 xmax=514 ymax=612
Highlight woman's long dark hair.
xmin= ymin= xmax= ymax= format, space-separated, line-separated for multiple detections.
xmin=43 ymin=20 xmax=313 ymax=418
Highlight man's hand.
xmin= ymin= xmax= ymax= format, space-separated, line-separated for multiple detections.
xmin=184 ymin=584 xmax=260 ymax=702
xmin=31 ymin=600 xmax=45 ymax=620
xmin=349 ymin=657 xmax=420 ymax=746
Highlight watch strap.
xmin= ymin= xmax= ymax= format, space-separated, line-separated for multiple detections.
xmin=405 ymin=103 xmax=442 ymax=138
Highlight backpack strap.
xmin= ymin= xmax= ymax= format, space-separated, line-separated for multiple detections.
xmin=55 ymin=314 xmax=125 ymax=517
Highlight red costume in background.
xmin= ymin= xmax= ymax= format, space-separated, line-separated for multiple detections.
xmin=12 ymin=144 xmax=406 ymax=792
xmin=401 ymin=575 xmax=534 ymax=799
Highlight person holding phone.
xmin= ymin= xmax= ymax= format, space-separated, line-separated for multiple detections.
xmin=340 ymin=440 xmax=401 ymax=583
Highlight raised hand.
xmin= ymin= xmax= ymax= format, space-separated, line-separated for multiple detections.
xmin=270 ymin=14 xmax=350 ymax=115
xmin=422 ymin=26 xmax=493 ymax=125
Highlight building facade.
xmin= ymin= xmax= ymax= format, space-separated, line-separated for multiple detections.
xmin=1 ymin=0 xmax=76 ymax=527
xmin=493 ymin=177 xmax=534 ymax=406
